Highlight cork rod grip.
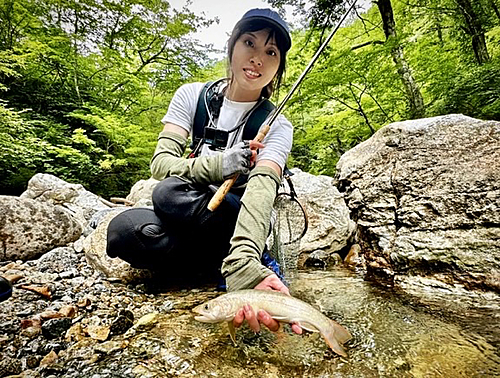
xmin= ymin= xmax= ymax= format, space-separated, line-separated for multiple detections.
xmin=207 ymin=124 xmax=271 ymax=211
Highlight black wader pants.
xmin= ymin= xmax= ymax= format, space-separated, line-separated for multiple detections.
xmin=106 ymin=177 xmax=241 ymax=280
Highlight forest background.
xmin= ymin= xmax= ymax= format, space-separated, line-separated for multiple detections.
xmin=1 ymin=0 xmax=498 ymax=197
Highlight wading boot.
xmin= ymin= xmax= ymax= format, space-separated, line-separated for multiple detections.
xmin=0 ymin=276 xmax=13 ymax=302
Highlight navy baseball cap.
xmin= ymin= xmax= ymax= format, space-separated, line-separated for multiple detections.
xmin=237 ymin=8 xmax=292 ymax=52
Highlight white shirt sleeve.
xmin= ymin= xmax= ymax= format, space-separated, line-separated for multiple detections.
xmin=257 ymin=114 xmax=293 ymax=170
xmin=160 ymin=82 xmax=205 ymax=133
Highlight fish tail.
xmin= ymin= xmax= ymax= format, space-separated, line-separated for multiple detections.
xmin=322 ymin=331 xmax=348 ymax=357
xmin=321 ymin=320 xmax=352 ymax=357
xmin=329 ymin=319 xmax=352 ymax=344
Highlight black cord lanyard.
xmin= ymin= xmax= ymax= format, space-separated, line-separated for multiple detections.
xmin=191 ymin=79 xmax=263 ymax=157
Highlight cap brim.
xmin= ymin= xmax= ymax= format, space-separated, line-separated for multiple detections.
xmin=239 ymin=16 xmax=292 ymax=52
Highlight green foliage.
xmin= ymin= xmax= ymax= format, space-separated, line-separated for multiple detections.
xmin=281 ymin=6 xmax=407 ymax=173
xmin=68 ymin=106 xmax=156 ymax=168
xmin=0 ymin=102 xmax=98 ymax=194
xmin=0 ymin=50 xmax=21 ymax=91
xmin=0 ymin=102 xmax=43 ymax=194
xmin=62 ymin=106 xmax=158 ymax=196
xmin=0 ymin=0 xmax=215 ymax=196
xmin=0 ymin=100 xmax=158 ymax=196
xmin=271 ymin=0 xmax=500 ymax=175
xmin=1 ymin=0 xmax=500 ymax=196
xmin=433 ymin=62 xmax=500 ymax=119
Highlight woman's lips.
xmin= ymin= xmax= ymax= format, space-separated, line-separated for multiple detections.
xmin=243 ymin=68 xmax=261 ymax=79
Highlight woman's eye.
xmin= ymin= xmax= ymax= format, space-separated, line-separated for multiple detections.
xmin=244 ymin=39 xmax=254 ymax=47
xmin=267 ymin=50 xmax=277 ymax=56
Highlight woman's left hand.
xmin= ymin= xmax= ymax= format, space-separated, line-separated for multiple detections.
xmin=254 ymin=273 xmax=289 ymax=293
xmin=248 ymin=140 xmax=264 ymax=165
xmin=232 ymin=274 xmax=303 ymax=335
xmin=221 ymin=140 xmax=265 ymax=179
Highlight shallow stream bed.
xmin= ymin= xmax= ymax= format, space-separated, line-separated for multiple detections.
xmin=173 ymin=268 xmax=500 ymax=377
xmin=288 ymin=269 xmax=500 ymax=377
xmin=4 ymin=264 xmax=499 ymax=377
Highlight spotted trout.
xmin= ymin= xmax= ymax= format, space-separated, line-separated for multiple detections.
xmin=193 ymin=289 xmax=352 ymax=357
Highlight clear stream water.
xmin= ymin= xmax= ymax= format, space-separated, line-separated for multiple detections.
xmin=185 ymin=267 xmax=500 ymax=377
xmin=285 ymin=268 xmax=500 ymax=377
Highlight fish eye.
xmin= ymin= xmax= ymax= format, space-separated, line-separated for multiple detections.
xmin=204 ymin=304 xmax=209 ymax=310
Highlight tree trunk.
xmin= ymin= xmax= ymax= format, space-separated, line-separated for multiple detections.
xmin=456 ymin=0 xmax=490 ymax=64
xmin=375 ymin=0 xmax=425 ymax=119
xmin=434 ymin=12 xmax=444 ymax=47
xmin=489 ymin=0 xmax=500 ymax=23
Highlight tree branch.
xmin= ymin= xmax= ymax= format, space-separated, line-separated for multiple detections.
xmin=351 ymin=40 xmax=385 ymax=50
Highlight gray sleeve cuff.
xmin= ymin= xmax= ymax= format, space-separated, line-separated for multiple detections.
xmin=192 ymin=153 xmax=223 ymax=184
xmin=248 ymin=165 xmax=281 ymax=187
xmin=223 ymin=258 xmax=274 ymax=291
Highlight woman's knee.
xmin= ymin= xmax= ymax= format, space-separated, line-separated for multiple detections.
xmin=106 ymin=208 xmax=176 ymax=269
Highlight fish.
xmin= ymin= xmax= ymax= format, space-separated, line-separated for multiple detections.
xmin=192 ymin=289 xmax=352 ymax=357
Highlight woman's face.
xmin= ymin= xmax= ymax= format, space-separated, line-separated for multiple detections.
xmin=229 ymin=29 xmax=281 ymax=101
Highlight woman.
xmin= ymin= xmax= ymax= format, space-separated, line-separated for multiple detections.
xmin=107 ymin=8 xmax=301 ymax=334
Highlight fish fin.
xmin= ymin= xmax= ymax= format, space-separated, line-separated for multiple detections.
xmin=329 ymin=319 xmax=352 ymax=344
xmin=270 ymin=315 xmax=288 ymax=322
xmin=227 ymin=321 xmax=237 ymax=346
xmin=294 ymin=321 xmax=320 ymax=333
xmin=323 ymin=333 xmax=348 ymax=358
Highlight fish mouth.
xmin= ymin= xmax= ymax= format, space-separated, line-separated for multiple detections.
xmin=193 ymin=314 xmax=219 ymax=323
xmin=192 ymin=306 xmax=216 ymax=323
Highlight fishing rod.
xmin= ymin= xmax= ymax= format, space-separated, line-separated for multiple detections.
xmin=208 ymin=0 xmax=358 ymax=211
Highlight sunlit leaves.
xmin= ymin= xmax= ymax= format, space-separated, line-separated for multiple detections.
xmin=0 ymin=0 xmax=217 ymax=196
xmin=270 ymin=0 xmax=500 ymax=175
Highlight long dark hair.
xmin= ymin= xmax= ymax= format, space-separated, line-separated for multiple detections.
xmin=227 ymin=19 xmax=287 ymax=99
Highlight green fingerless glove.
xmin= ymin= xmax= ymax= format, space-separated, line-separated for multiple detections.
xmin=150 ymin=130 xmax=223 ymax=184
xmin=221 ymin=166 xmax=282 ymax=291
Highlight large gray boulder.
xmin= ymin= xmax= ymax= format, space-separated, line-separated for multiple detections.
xmin=284 ymin=169 xmax=355 ymax=258
xmin=0 ymin=195 xmax=82 ymax=262
xmin=335 ymin=114 xmax=500 ymax=292
xmin=21 ymin=173 xmax=110 ymax=231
